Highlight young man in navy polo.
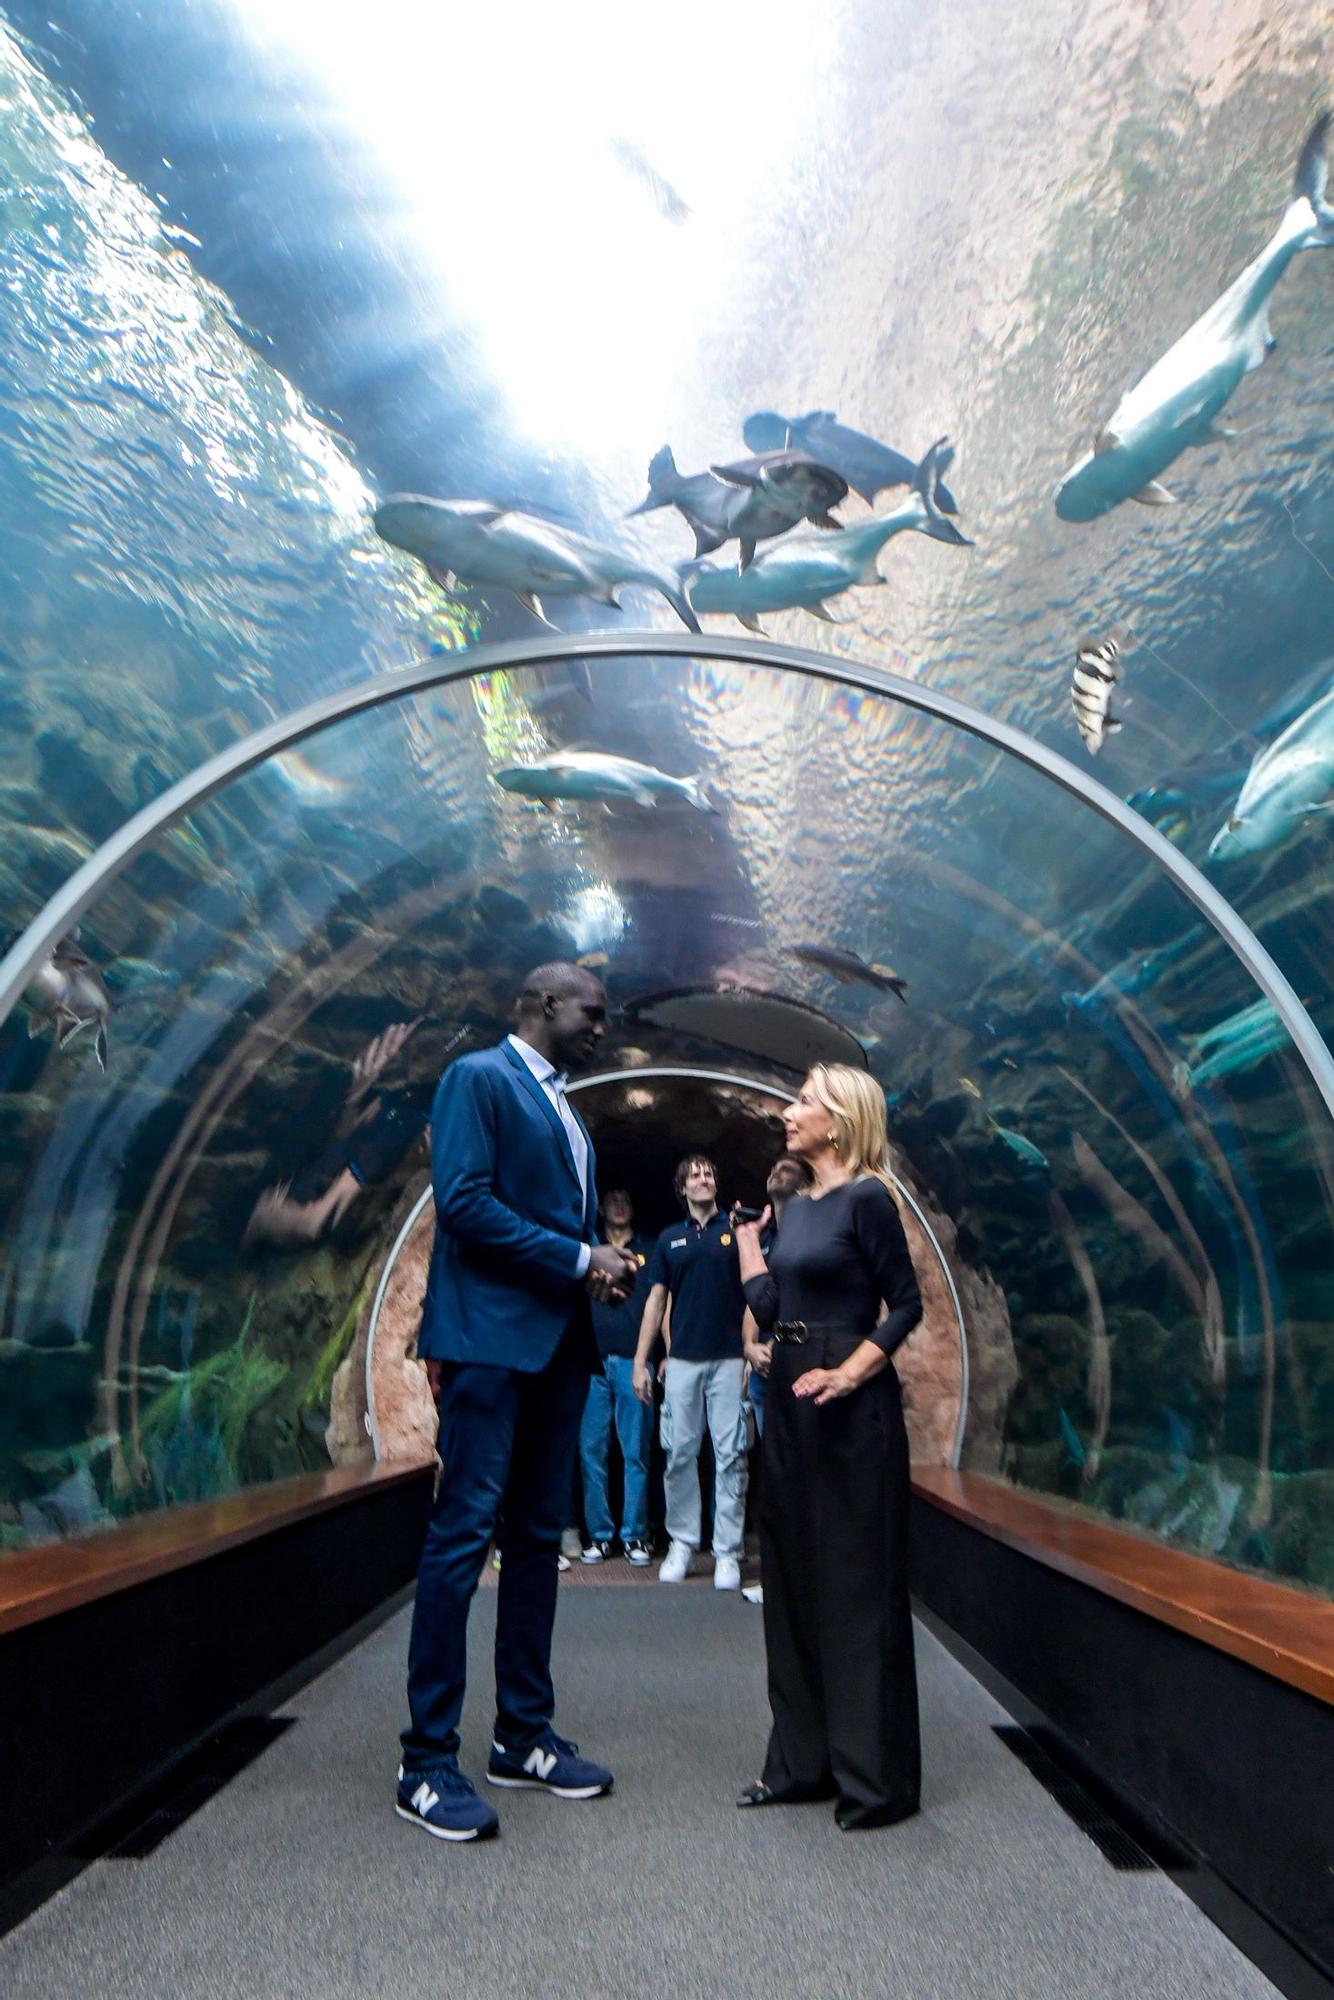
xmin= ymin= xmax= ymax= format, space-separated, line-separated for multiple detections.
xmin=632 ymin=1154 xmax=747 ymax=1589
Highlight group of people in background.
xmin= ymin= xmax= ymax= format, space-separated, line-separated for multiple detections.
xmin=569 ymin=1151 xmax=812 ymax=1593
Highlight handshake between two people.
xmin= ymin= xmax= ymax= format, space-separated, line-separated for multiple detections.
xmin=585 ymin=1243 xmax=640 ymax=1303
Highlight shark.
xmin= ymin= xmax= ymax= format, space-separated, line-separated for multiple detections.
xmin=743 ymin=409 xmax=961 ymax=514
xmin=373 ymin=495 xmax=701 ymax=632
xmin=1207 ymin=681 xmax=1334 ymax=858
xmin=685 ymin=439 xmax=969 ymax=630
xmin=1054 ymin=113 xmax=1334 ymax=522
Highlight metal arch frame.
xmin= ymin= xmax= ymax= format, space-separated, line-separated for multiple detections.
xmin=2 ymin=629 xmax=1331 ymax=1125
xmin=364 ymin=1065 xmax=973 ymax=1467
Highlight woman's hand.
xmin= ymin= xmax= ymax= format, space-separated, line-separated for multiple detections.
xmin=731 ymin=1206 xmax=772 ymax=1282
xmin=792 ymin=1340 xmax=887 ymax=1404
xmin=791 ymin=1366 xmax=857 ymax=1405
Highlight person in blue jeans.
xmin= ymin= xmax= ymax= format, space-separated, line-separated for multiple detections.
xmin=579 ymin=1188 xmax=655 ymax=1565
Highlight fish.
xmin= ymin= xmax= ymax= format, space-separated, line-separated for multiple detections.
xmin=957 ymin=1076 xmax=984 ymax=1099
xmin=494 ymin=750 xmax=716 ymax=812
xmin=1171 ymin=998 xmax=1291 ymax=1095
xmin=988 ymin=1119 xmax=1049 ymax=1170
xmin=1207 ymin=682 xmax=1334 ymax=859
xmin=686 ymin=440 xmax=969 ymax=631
xmin=1058 ymin=1409 xmax=1086 ymax=1471
xmin=607 ymin=137 xmax=690 ymax=225
xmin=743 ymin=409 xmax=961 ymax=513
xmin=576 ymin=951 xmax=610 ymax=969
xmin=1054 ymin=114 xmax=1334 ymax=521
xmin=25 ymin=932 xmax=113 ymax=1069
xmin=1071 ymin=624 xmax=1132 ymax=754
xmin=373 ymin=495 xmax=701 ymax=633
xmin=790 ymin=943 xmax=908 ymax=1000
xmin=630 ymin=446 xmax=847 ymax=569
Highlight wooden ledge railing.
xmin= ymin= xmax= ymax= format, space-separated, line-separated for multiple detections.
xmin=0 ymin=1460 xmax=435 ymax=1639
xmin=912 ymin=1468 xmax=1334 ymax=1708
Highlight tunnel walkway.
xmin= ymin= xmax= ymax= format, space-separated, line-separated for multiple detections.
xmin=0 ymin=1582 xmax=1279 ymax=1999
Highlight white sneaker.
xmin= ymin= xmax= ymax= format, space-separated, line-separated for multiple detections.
xmin=742 ymin=1583 xmax=764 ymax=1606
xmin=658 ymin=1538 xmax=693 ymax=1583
xmin=559 ymin=1527 xmax=583 ymax=1560
xmin=714 ymin=1555 xmax=742 ymax=1591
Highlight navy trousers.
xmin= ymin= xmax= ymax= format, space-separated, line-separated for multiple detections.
xmin=401 ymin=1319 xmax=591 ymax=1772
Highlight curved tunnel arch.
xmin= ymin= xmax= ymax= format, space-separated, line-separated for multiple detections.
xmin=1 ymin=630 xmax=1331 ymax=1122
xmin=362 ymin=1064 xmax=972 ymax=1467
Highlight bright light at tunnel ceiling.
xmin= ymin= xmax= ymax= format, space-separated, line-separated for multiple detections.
xmin=225 ymin=0 xmax=835 ymax=450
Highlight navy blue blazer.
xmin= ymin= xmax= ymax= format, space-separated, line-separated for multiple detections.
xmin=417 ymin=1039 xmax=599 ymax=1372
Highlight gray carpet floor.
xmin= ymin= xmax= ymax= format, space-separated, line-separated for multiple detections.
xmin=1 ymin=1582 xmax=1280 ymax=1999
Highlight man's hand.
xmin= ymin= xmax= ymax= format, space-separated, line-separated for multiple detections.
xmin=586 ymin=1244 xmax=637 ymax=1303
xmin=632 ymin=1357 xmax=655 ymax=1405
xmin=743 ymin=1335 xmax=773 ymax=1378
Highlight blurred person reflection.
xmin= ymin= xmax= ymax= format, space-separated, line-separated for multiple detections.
xmin=633 ymin=1154 xmax=748 ymax=1591
xmin=739 ymin=1152 xmax=813 ymax=1609
xmin=244 ymin=1020 xmax=428 ymax=1249
xmin=741 ymin=1152 xmax=814 ymax=1444
xmin=397 ymin=963 xmax=636 ymax=1844
xmin=578 ymin=1188 xmax=655 ymax=1565
xmin=733 ymin=1065 xmax=923 ymax=1832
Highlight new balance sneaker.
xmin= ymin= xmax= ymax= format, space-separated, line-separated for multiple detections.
xmin=714 ymin=1554 xmax=742 ymax=1591
xmin=623 ymin=1537 xmax=652 ymax=1566
xmin=487 ymin=1731 xmax=613 ymax=1799
xmin=396 ymin=1762 xmax=499 ymax=1842
xmin=581 ymin=1539 xmax=614 ymax=1565
xmin=658 ymin=1538 xmax=693 ymax=1583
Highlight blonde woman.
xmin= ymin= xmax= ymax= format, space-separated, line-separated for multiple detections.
xmin=732 ymin=1064 xmax=923 ymax=1830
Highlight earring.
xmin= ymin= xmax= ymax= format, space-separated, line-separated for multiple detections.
xmin=827 ymin=1132 xmax=838 ymax=1147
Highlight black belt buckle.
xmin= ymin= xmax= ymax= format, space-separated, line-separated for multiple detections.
xmin=773 ymin=1321 xmax=807 ymax=1345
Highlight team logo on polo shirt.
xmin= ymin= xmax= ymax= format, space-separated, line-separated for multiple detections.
xmin=636 ymin=1253 xmax=646 ymax=1266
xmin=720 ymin=1233 xmax=732 ymax=1246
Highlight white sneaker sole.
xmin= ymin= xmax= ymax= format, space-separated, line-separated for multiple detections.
xmin=485 ymin=1773 xmax=609 ymax=1799
xmin=394 ymin=1802 xmax=494 ymax=1842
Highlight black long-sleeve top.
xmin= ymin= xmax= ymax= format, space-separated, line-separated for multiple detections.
xmin=742 ymin=1177 xmax=923 ymax=1358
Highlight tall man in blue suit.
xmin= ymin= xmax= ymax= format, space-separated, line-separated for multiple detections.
xmin=397 ymin=963 xmax=638 ymax=1843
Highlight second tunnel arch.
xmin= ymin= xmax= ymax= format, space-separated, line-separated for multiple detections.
xmin=362 ymin=1065 xmax=972 ymax=1468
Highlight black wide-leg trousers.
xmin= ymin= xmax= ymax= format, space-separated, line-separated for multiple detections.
xmin=758 ymin=1332 xmax=921 ymax=1826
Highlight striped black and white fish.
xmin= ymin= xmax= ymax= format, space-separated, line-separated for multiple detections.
xmin=1071 ymin=624 xmax=1132 ymax=754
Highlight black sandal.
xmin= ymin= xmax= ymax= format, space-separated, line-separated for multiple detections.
xmin=736 ymin=1781 xmax=778 ymax=1808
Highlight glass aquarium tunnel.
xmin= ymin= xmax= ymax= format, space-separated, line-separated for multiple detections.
xmin=2 ymin=630 xmax=1332 ymax=1605
xmin=1 ymin=0 xmax=1334 ymax=1607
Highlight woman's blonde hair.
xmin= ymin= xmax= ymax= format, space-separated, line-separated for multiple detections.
xmin=806 ymin=1064 xmax=899 ymax=1200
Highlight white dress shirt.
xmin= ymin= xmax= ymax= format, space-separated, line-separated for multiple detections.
xmin=507 ymin=1034 xmax=591 ymax=1277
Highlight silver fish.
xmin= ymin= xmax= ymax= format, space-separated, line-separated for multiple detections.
xmin=791 ymin=943 xmax=908 ymax=1001
xmin=1208 ymin=681 xmax=1334 ymax=859
xmin=1055 ymin=115 xmax=1334 ymax=521
xmin=630 ymin=447 xmax=847 ymax=569
xmin=686 ymin=440 xmax=967 ymax=630
xmin=494 ymin=750 xmax=716 ymax=812
xmin=743 ymin=409 xmax=961 ymax=513
xmin=1071 ymin=624 xmax=1132 ymax=754
xmin=374 ymin=495 xmax=701 ymax=632
xmin=26 ymin=933 xmax=112 ymax=1069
